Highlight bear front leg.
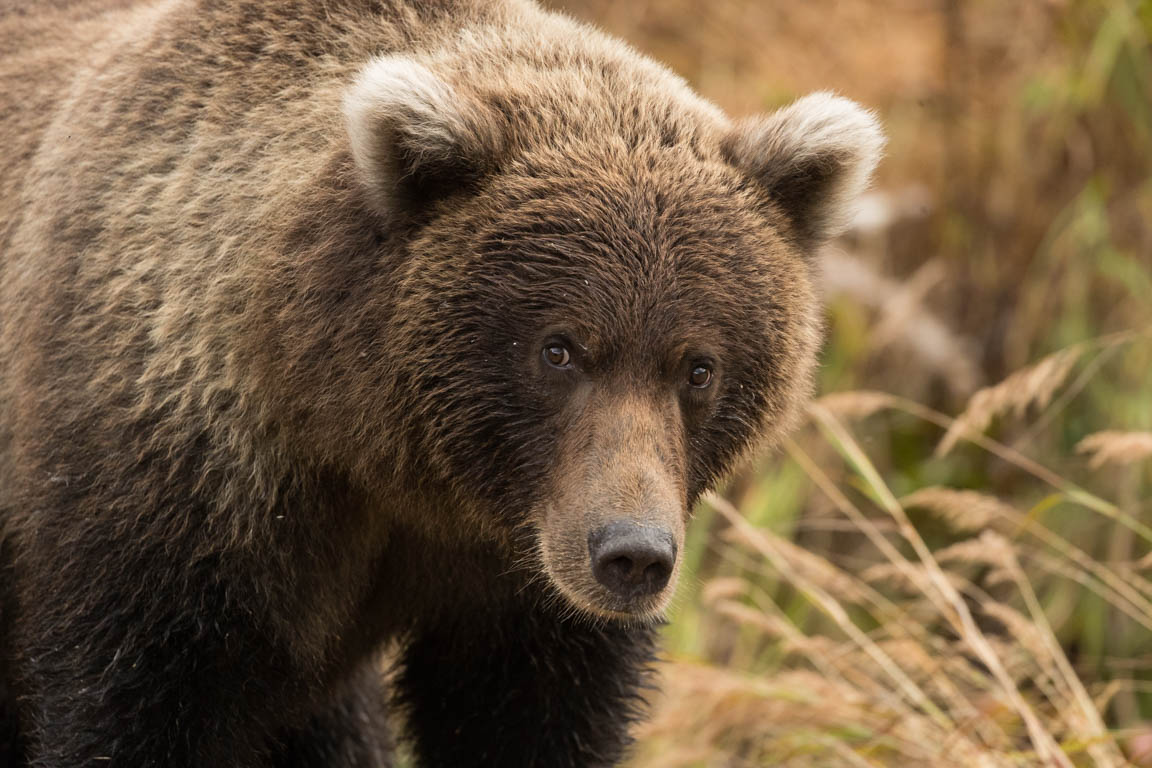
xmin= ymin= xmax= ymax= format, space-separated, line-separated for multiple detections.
xmin=394 ymin=608 xmax=658 ymax=768
xmin=12 ymin=550 xmax=325 ymax=768
xmin=272 ymin=663 xmax=394 ymax=768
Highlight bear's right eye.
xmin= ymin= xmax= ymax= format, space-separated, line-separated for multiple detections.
xmin=543 ymin=343 xmax=572 ymax=369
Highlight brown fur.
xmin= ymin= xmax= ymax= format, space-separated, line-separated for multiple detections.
xmin=0 ymin=1 xmax=881 ymax=765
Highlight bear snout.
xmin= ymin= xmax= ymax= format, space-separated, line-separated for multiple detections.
xmin=588 ymin=521 xmax=677 ymax=600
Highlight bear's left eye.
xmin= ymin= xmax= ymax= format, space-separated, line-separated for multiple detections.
xmin=688 ymin=364 xmax=713 ymax=388
xmin=543 ymin=343 xmax=572 ymax=369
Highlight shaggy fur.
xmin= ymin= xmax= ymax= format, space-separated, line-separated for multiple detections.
xmin=0 ymin=0 xmax=883 ymax=765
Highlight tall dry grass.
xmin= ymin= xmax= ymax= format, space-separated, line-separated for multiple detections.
xmin=630 ymin=336 xmax=1151 ymax=765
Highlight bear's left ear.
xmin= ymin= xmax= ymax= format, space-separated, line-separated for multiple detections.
xmin=343 ymin=56 xmax=509 ymax=220
xmin=721 ymin=92 xmax=885 ymax=252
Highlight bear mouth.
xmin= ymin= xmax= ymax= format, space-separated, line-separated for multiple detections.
xmin=551 ymin=574 xmax=673 ymax=625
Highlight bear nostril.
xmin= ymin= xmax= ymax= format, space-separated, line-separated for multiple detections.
xmin=588 ymin=521 xmax=676 ymax=600
xmin=642 ymin=561 xmax=665 ymax=583
xmin=606 ymin=555 xmax=633 ymax=579
xmin=599 ymin=554 xmax=637 ymax=593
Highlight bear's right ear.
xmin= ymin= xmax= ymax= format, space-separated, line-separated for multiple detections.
xmin=721 ymin=92 xmax=885 ymax=253
xmin=343 ymin=56 xmax=508 ymax=219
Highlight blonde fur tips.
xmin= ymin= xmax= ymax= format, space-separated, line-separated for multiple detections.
xmin=344 ymin=55 xmax=507 ymax=215
xmin=723 ymin=92 xmax=885 ymax=248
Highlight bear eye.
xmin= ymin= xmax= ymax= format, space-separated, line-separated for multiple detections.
xmin=543 ymin=343 xmax=572 ymax=369
xmin=688 ymin=363 xmax=713 ymax=388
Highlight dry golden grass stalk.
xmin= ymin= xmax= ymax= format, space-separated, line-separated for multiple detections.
xmin=709 ymin=493 xmax=954 ymax=728
xmin=993 ymin=544 xmax=1126 ymax=768
xmin=719 ymin=524 xmax=870 ymax=606
xmin=860 ymin=561 xmax=969 ymax=595
xmin=633 ymin=662 xmax=1003 ymax=768
xmin=813 ymin=390 xmax=899 ymax=421
xmin=902 ymin=487 xmax=1016 ymax=532
xmin=1076 ymin=431 xmax=1152 ymax=468
xmin=919 ymin=489 xmax=1152 ymax=628
xmin=809 ymin=405 xmax=1078 ymax=766
xmin=783 ymin=439 xmax=1089 ymax=752
xmin=712 ymin=600 xmax=847 ymax=674
xmin=636 ymin=483 xmax=1137 ymax=767
xmin=936 ymin=344 xmax=1088 ymax=456
xmin=700 ymin=577 xmax=749 ymax=605
xmin=881 ymin=394 xmax=1135 ymax=524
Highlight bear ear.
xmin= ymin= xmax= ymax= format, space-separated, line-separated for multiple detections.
xmin=721 ymin=92 xmax=885 ymax=252
xmin=343 ymin=56 xmax=508 ymax=219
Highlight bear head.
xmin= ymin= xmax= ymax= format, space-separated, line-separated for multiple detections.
xmin=340 ymin=25 xmax=883 ymax=622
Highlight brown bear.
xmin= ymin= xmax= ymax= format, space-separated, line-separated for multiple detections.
xmin=0 ymin=0 xmax=883 ymax=765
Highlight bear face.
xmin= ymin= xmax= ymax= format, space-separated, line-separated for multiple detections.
xmin=383 ymin=146 xmax=823 ymax=621
xmin=342 ymin=48 xmax=883 ymax=621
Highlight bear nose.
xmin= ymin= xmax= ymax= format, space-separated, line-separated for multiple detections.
xmin=588 ymin=521 xmax=676 ymax=599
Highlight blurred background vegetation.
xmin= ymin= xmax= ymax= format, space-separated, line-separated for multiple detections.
xmin=545 ymin=1 xmax=1152 ymax=765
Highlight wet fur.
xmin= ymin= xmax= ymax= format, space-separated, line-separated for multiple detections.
xmin=0 ymin=0 xmax=879 ymax=765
